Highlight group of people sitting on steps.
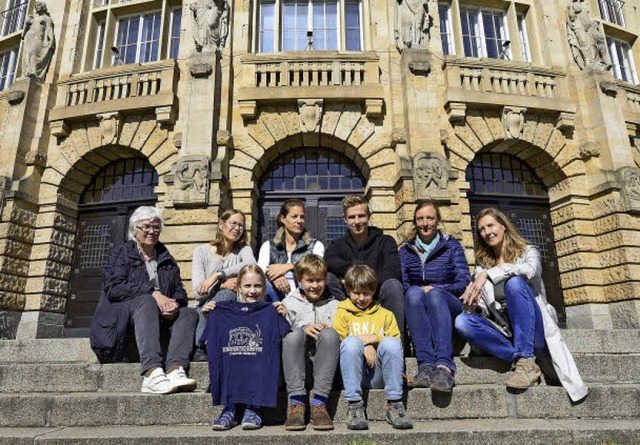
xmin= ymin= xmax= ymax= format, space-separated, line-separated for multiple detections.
xmin=89 ymin=195 xmax=588 ymax=432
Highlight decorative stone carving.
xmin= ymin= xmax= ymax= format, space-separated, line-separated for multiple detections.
xmin=172 ymin=155 xmax=210 ymax=207
xmin=619 ymin=167 xmax=640 ymax=213
xmin=446 ymin=102 xmax=466 ymax=124
xmin=173 ymin=132 xmax=183 ymax=148
xmin=408 ymin=60 xmax=431 ymax=75
xmin=412 ymin=152 xmax=450 ymax=201
xmin=50 ymin=120 xmax=70 ymax=139
xmin=298 ymin=99 xmax=323 ymax=132
xmin=217 ymin=129 xmax=232 ymax=146
xmin=600 ymin=81 xmax=618 ymax=97
xmin=365 ymin=99 xmax=384 ymax=119
xmin=392 ymin=128 xmax=407 ymax=146
xmin=395 ymin=0 xmax=429 ymax=52
xmin=25 ymin=151 xmax=47 ymax=169
xmin=155 ymin=105 xmax=176 ymax=127
xmin=502 ymin=107 xmax=526 ymax=139
xmin=188 ymin=60 xmax=213 ymax=78
xmin=239 ymin=100 xmax=257 ymax=120
xmin=21 ymin=1 xmax=56 ymax=80
xmin=97 ymin=112 xmax=122 ymax=145
xmin=7 ymin=90 xmax=25 ymax=105
xmin=579 ymin=142 xmax=601 ymax=161
xmin=190 ymin=0 xmax=230 ymax=53
xmin=567 ymin=0 xmax=612 ymax=71
xmin=0 ymin=176 xmax=10 ymax=222
xmin=557 ymin=112 xmax=576 ymax=134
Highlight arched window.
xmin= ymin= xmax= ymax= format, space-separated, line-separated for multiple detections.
xmin=81 ymin=158 xmax=158 ymax=204
xmin=259 ymin=147 xmax=365 ymax=245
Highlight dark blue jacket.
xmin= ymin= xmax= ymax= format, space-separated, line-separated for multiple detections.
xmin=399 ymin=231 xmax=471 ymax=297
xmin=90 ymin=239 xmax=187 ymax=363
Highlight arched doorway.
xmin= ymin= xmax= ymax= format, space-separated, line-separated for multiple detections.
xmin=258 ymin=147 xmax=366 ymax=246
xmin=64 ymin=157 xmax=159 ymax=337
xmin=465 ymin=152 xmax=565 ymax=324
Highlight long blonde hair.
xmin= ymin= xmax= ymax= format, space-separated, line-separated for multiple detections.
xmin=236 ymin=264 xmax=267 ymax=302
xmin=474 ymin=208 xmax=527 ymax=268
xmin=210 ymin=209 xmax=248 ymax=254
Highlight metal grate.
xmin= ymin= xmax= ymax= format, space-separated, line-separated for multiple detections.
xmin=465 ymin=153 xmax=547 ymax=197
xmin=515 ymin=217 xmax=549 ymax=262
xmin=326 ymin=216 xmax=346 ymax=241
xmin=79 ymin=224 xmax=112 ymax=269
xmin=81 ymin=158 xmax=158 ymax=204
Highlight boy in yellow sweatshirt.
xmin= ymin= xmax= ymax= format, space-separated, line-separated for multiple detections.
xmin=333 ymin=264 xmax=413 ymax=430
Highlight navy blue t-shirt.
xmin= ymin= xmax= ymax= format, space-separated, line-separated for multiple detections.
xmin=204 ymin=300 xmax=291 ymax=407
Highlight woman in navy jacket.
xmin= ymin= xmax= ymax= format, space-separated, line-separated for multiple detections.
xmin=90 ymin=206 xmax=197 ymax=395
xmin=400 ymin=200 xmax=471 ymax=392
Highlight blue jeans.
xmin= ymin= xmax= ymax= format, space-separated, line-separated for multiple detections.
xmin=195 ymin=288 xmax=237 ymax=346
xmin=455 ymin=277 xmax=546 ymax=363
xmin=339 ymin=336 xmax=403 ymax=402
xmin=405 ymin=286 xmax=462 ymax=371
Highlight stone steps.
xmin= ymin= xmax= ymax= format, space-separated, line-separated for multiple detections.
xmin=1 ymin=383 xmax=639 ymax=427
xmin=1 ymin=353 xmax=638 ymax=393
xmin=0 ymin=419 xmax=638 ymax=445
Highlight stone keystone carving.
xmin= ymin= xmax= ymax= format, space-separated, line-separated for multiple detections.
xmin=298 ymin=99 xmax=323 ymax=133
xmin=412 ymin=152 xmax=450 ymax=201
xmin=21 ymin=1 xmax=56 ymax=80
xmin=172 ymin=155 xmax=210 ymax=207
xmin=190 ymin=0 xmax=230 ymax=53
xmin=97 ymin=112 xmax=122 ymax=145
xmin=395 ymin=0 xmax=429 ymax=52
xmin=502 ymin=107 xmax=526 ymax=139
xmin=619 ymin=167 xmax=640 ymax=213
xmin=567 ymin=0 xmax=612 ymax=71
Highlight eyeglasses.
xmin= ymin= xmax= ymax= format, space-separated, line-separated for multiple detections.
xmin=137 ymin=224 xmax=161 ymax=233
xmin=226 ymin=221 xmax=245 ymax=231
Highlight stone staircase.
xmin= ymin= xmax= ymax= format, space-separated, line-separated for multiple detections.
xmin=0 ymin=330 xmax=639 ymax=444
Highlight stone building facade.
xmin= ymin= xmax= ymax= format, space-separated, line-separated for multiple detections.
xmin=0 ymin=0 xmax=638 ymax=338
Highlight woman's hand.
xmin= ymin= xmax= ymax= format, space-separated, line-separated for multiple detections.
xmin=153 ymin=291 xmax=178 ymax=320
xmin=272 ymin=301 xmax=287 ymax=317
xmin=459 ymin=271 xmax=488 ymax=311
xmin=221 ymin=277 xmax=238 ymax=291
xmin=422 ymin=285 xmax=433 ymax=294
xmin=201 ymin=300 xmax=216 ymax=319
xmin=266 ymin=263 xmax=292 ymax=281
xmin=273 ymin=276 xmax=291 ymax=295
xmin=197 ymin=272 xmax=221 ymax=296
xmin=305 ymin=323 xmax=327 ymax=339
xmin=364 ymin=345 xmax=377 ymax=368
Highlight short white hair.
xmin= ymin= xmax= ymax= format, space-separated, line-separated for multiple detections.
xmin=128 ymin=206 xmax=163 ymax=240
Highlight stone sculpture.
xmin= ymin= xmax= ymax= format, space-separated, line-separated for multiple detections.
xmin=395 ymin=0 xmax=429 ymax=51
xmin=190 ymin=0 xmax=230 ymax=52
xmin=412 ymin=152 xmax=450 ymax=200
xmin=298 ymin=99 xmax=323 ymax=133
xmin=21 ymin=1 xmax=55 ymax=80
xmin=567 ymin=0 xmax=611 ymax=71
xmin=503 ymin=107 xmax=526 ymax=139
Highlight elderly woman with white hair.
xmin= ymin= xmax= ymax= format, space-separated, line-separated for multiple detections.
xmin=90 ymin=206 xmax=198 ymax=394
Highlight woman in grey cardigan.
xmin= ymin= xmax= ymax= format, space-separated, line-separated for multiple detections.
xmin=192 ymin=209 xmax=256 ymax=359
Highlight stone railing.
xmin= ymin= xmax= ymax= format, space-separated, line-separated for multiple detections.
xmin=50 ymin=60 xmax=178 ymax=132
xmin=443 ymin=58 xmax=574 ymax=120
xmin=237 ymin=51 xmax=383 ymax=119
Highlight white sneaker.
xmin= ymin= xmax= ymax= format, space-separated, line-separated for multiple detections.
xmin=166 ymin=366 xmax=197 ymax=392
xmin=141 ymin=368 xmax=177 ymax=394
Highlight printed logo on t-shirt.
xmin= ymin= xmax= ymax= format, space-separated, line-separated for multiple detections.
xmin=347 ymin=322 xmax=385 ymax=338
xmin=223 ymin=325 xmax=263 ymax=355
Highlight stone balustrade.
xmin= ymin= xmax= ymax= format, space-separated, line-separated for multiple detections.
xmin=50 ymin=60 xmax=178 ymax=133
xmin=444 ymin=58 xmax=575 ymax=121
xmin=237 ymin=51 xmax=384 ymax=119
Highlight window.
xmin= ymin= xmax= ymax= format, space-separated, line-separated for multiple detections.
xmin=0 ymin=0 xmax=27 ymax=37
xmin=517 ymin=13 xmax=531 ymax=63
xmin=607 ymin=36 xmax=638 ymax=83
xmin=93 ymin=21 xmax=106 ymax=69
xmin=115 ymin=12 xmax=161 ymax=64
xmin=439 ymin=3 xmax=454 ymax=55
xmin=460 ymin=7 xmax=509 ymax=60
xmin=169 ymin=8 xmax=182 ymax=59
xmin=598 ymin=0 xmax=625 ymax=27
xmin=0 ymin=47 xmax=18 ymax=91
xmin=257 ymin=0 xmax=362 ymax=52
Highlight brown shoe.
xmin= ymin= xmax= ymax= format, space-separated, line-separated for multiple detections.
xmin=284 ymin=403 xmax=306 ymax=431
xmin=310 ymin=403 xmax=334 ymax=431
xmin=506 ymin=357 xmax=541 ymax=389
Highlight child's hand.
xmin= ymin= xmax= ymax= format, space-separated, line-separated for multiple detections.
xmin=364 ymin=345 xmax=376 ymax=368
xmin=201 ymin=301 xmax=216 ymax=319
xmin=272 ymin=301 xmax=287 ymax=317
xmin=357 ymin=334 xmax=377 ymax=346
xmin=304 ymin=323 xmax=326 ymax=339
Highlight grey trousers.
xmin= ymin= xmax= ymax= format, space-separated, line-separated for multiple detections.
xmin=282 ymin=326 xmax=340 ymax=399
xmin=195 ymin=288 xmax=237 ymax=347
xmin=129 ymin=294 xmax=197 ymax=375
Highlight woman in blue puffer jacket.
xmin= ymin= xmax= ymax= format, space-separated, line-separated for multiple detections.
xmin=400 ymin=200 xmax=471 ymax=393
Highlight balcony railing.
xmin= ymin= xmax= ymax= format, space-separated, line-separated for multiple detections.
xmin=0 ymin=1 xmax=27 ymax=38
xmin=50 ymin=60 xmax=178 ymax=124
xmin=599 ymin=0 xmax=625 ymax=27
xmin=443 ymin=58 xmax=574 ymax=115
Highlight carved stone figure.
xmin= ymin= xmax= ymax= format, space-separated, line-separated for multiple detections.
xmin=567 ymin=0 xmax=611 ymax=71
xmin=0 ymin=176 xmax=10 ymax=222
xmin=395 ymin=0 xmax=429 ymax=52
xmin=620 ymin=167 xmax=640 ymax=213
xmin=503 ymin=107 xmax=526 ymax=139
xmin=412 ymin=152 xmax=450 ymax=200
xmin=176 ymin=157 xmax=209 ymax=193
xmin=21 ymin=1 xmax=55 ymax=80
xmin=298 ymin=99 xmax=323 ymax=132
xmin=190 ymin=0 xmax=230 ymax=53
